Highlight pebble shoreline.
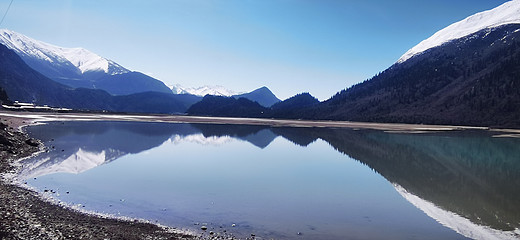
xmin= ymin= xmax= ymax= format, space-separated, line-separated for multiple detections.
xmin=0 ymin=116 xmax=198 ymax=240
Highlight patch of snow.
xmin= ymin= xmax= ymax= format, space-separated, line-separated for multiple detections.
xmin=398 ymin=0 xmax=520 ymax=63
xmin=170 ymin=84 xmax=243 ymax=97
xmin=0 ymin=29 xmax=129 ymax=75
xmin=393 ymin=183 xmax=519 ymax=240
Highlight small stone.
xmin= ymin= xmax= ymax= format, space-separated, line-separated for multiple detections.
xmin=24 ymin=139 xmax=39 ymax=147
xmin=231 ymin=224 xmax=236 ymax=227
xmin=201 ymin=226 xmax=208 ymax=231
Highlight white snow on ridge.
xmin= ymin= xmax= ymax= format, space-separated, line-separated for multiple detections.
xmin=0 ymin=29 xmax=129 ymax=75
xmin=398 ymin=0 xmax=520 ymax=63
xmin=170 ymin=84 xmax=243 ymax=97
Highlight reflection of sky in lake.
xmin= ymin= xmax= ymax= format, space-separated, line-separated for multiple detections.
xmin=20 ymin=121 xmax=520 ymax=239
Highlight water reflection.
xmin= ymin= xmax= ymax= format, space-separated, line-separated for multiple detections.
xmin=21 ymin=121 xmax=520 ymax=239
xmin=313 ymin=129 xmax=520 ymax=239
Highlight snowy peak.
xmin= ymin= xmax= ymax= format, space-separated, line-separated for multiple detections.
xmin=398 ymin=0 xmax=520 ymax=63
xmin=170 ymin=84 xmax=242 ymax=97
xmin=0 ymin=29 xmax=129 ymax=75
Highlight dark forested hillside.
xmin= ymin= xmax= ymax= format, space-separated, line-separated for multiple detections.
xmin=187 ymin=95 xmax=268 ymax=117
xmin=314 ymin=24 xmax=520 ymax=128
xmin=268 ymin=92 xmax=320 ymax=119
xmin=186 ymin=93 xmax=321 ymax=119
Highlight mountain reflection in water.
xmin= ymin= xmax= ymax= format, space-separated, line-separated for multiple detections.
xmin=22 ymin=121 xmax=520 ymax=239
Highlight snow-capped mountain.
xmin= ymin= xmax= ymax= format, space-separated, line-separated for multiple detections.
xmin=170 ymin=84 xmax=242 ymax=97
xmin=309 ymin=1 xmax=520 ymax=127
xmin=0 ymin=29 xmax=128 ymax=75
xmin=398 ymin=0 xmax=520 ymax=63
xmin=0 ymin=29 xmax=173 ymax=95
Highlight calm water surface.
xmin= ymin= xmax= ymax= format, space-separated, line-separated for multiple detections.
xmin=20 ymin=121 xmax=520 ymax=239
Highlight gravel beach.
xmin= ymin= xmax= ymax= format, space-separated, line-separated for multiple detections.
xmin=0 ymin=114 xmax=196 ymax=240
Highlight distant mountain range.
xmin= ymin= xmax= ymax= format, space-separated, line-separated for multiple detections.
xmin=0 ymin=42 xmax=197 ymax=113
xmin=186 ymin=0 xmax=520 ymax=128
xmin=171 ymin=84 xmax=280 ymax=107
xmin=186 ymin=91 xmax=318 ymax=118
xmin=0 ymin=29 xmax=280 ymax=113
xmin=0 ymin=29 xmax=172 ymax=96
xmin=170 ymin=84 xmax=242 ymax=97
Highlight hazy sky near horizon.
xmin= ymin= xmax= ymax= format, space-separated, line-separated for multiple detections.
xmin=0 ymin=0 xmax=509 ymax=100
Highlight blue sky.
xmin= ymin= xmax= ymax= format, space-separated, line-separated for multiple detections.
xmin=0 ymin=0 xmax=509 ymax=100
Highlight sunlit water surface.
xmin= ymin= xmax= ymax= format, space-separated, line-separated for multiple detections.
xmin=20 ymin=121 xmax=520 ymax=239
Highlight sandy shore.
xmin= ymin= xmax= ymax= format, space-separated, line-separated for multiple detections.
xmin=0 ymin=110 xmax=517 ymax=239
xmin=0 ymin=110 xmax=505 ymax=132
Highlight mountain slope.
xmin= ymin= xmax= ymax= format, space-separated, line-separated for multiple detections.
xmin=319 ymin=23 xmax=520 ymax=127
xmin=0 ymin=29 xmax=172 ymax=95
xmin=0 ymin=29 xmax=128 ymax=75
xmin=232 ymin=86 xmax=280 ymax=107
xmin=268 ymin=92 xmax=320 ymax=119
xmin=271 ymin=93 xmax=319 ymax=111
xmin=399 ymin=0 xmax=520 ymax=63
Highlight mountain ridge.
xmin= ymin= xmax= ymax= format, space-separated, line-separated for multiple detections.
xmin=0 ymin=29 xmax=172 ymax=95
xmin=317 ymin=23 xmax=520 ymax=127
xmin=398 ymin=0 xmax=520 ymax=63
xmin=0 ymin=29 xmax=128 ymax=75
xmin=233 ymin=86 xmax=280 ymax=107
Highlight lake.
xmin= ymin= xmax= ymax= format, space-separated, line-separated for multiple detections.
xmin=19 ymin=121 xmax=520 ymax=239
